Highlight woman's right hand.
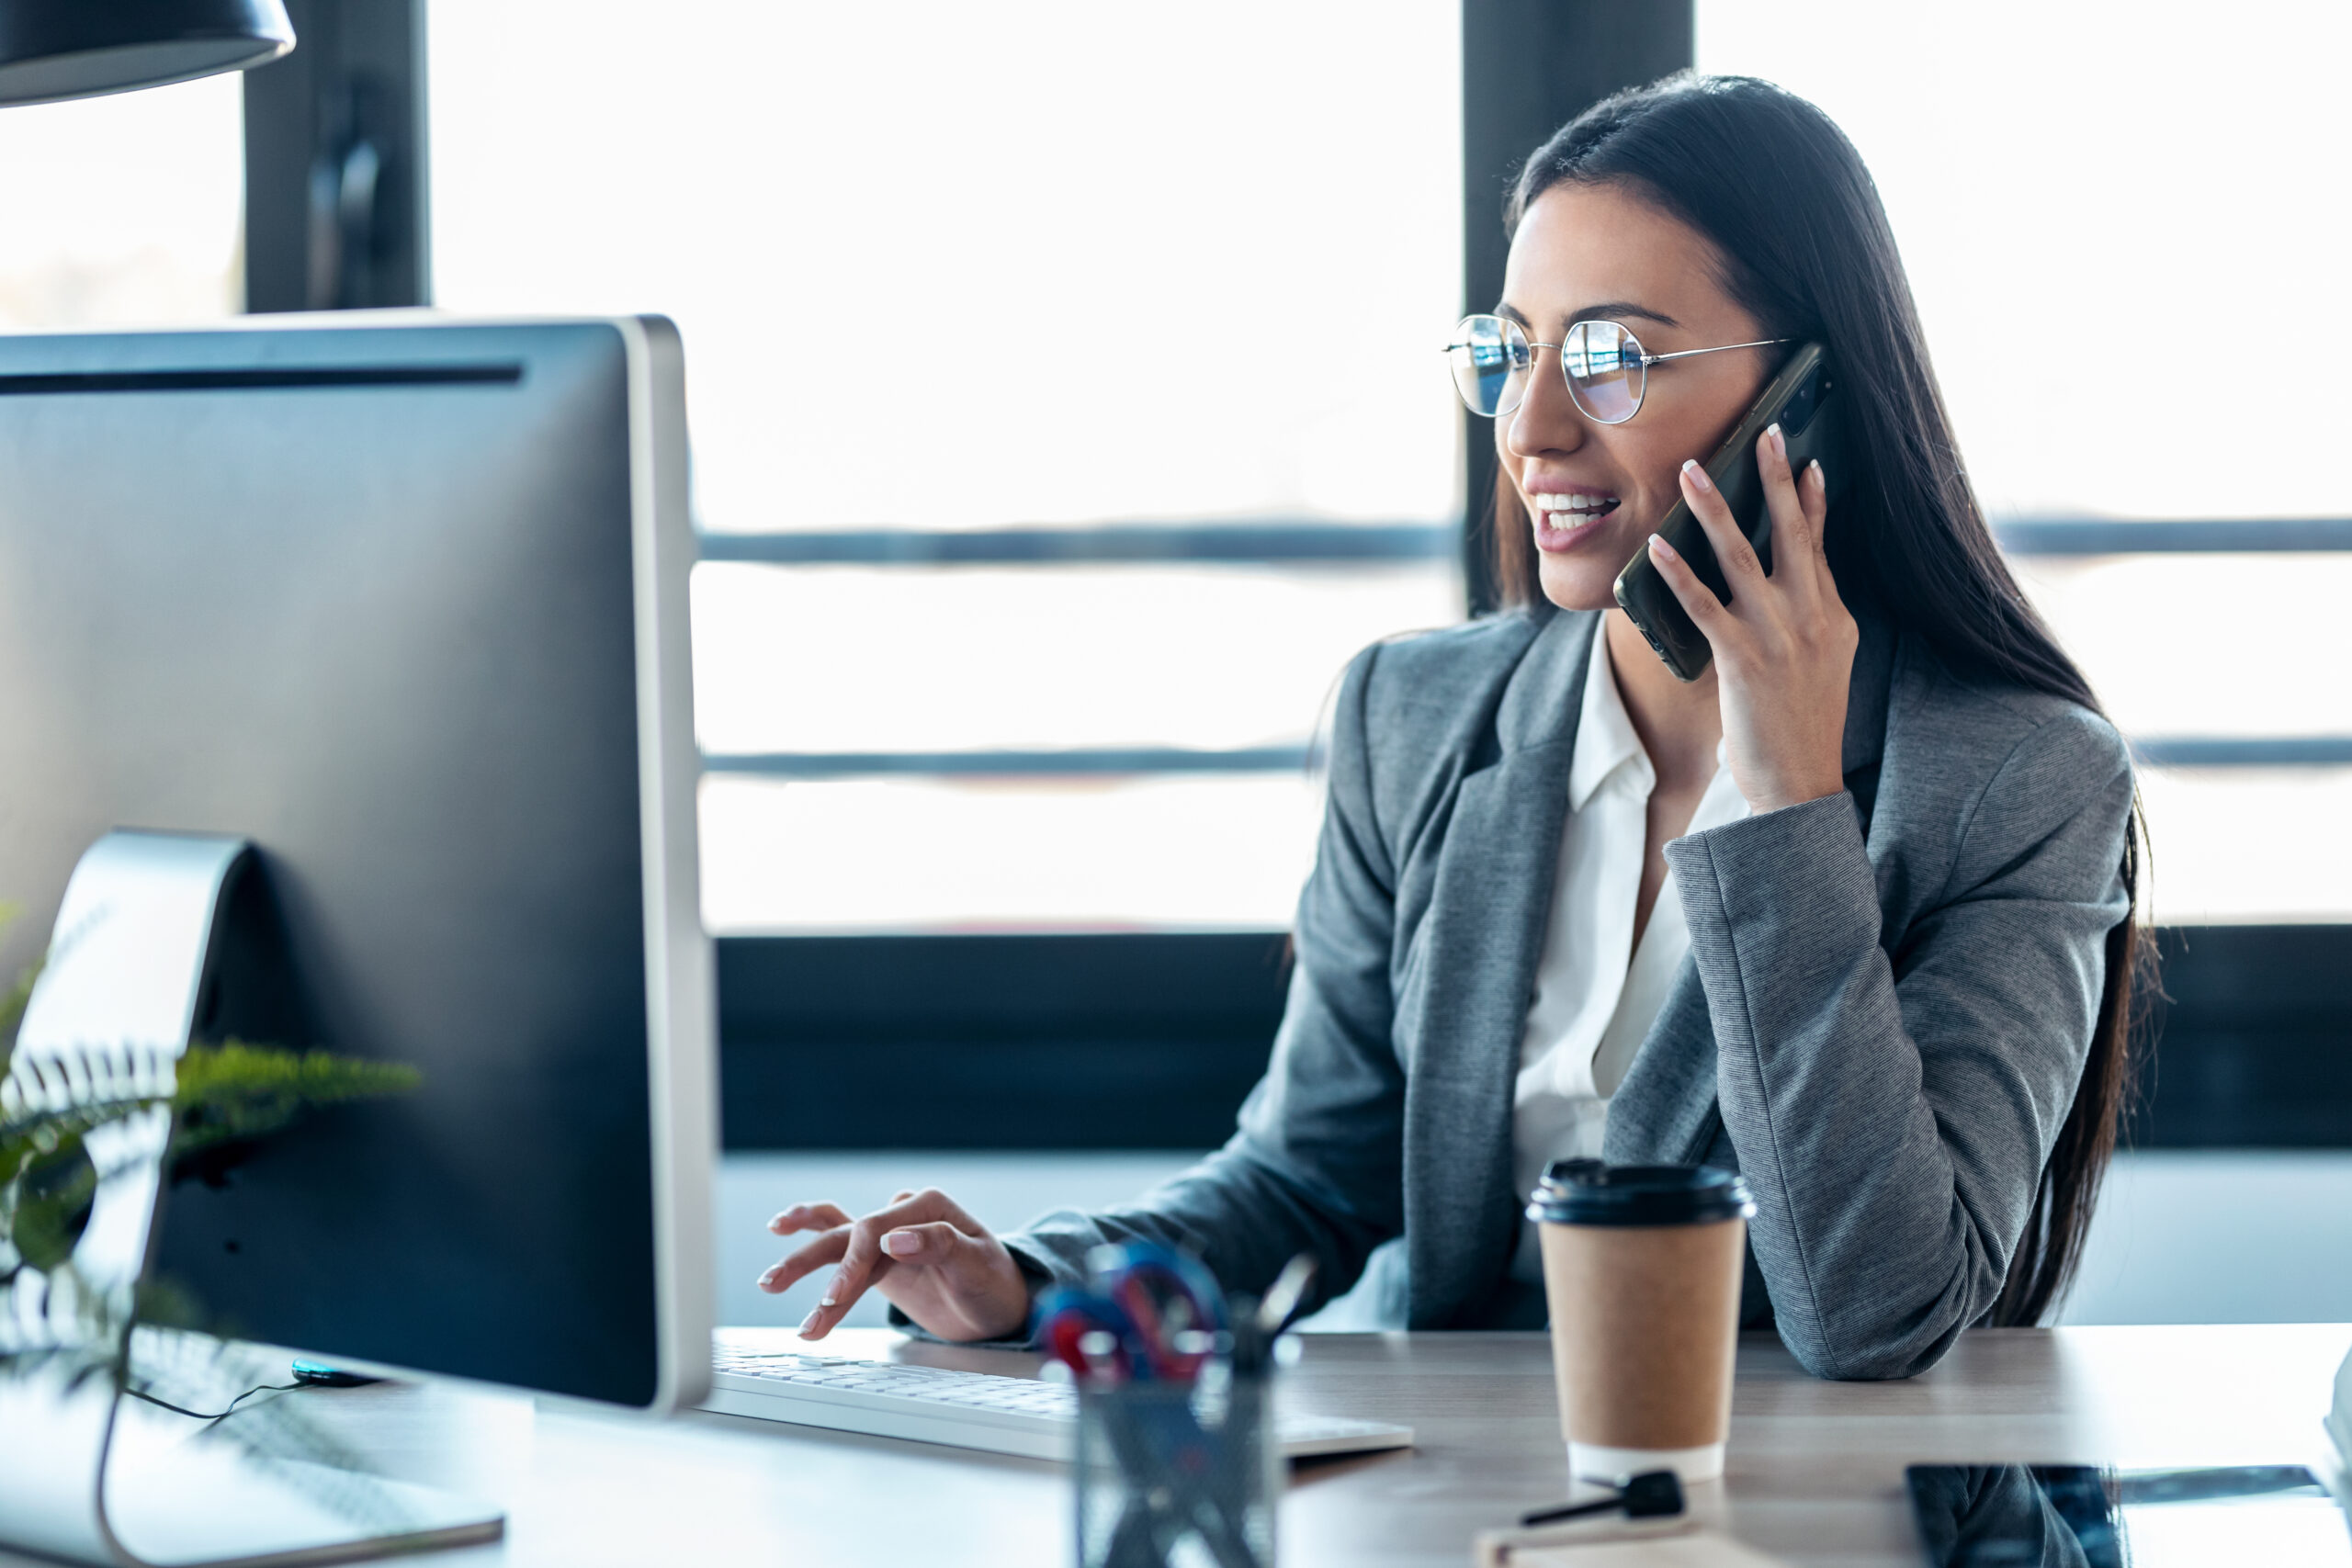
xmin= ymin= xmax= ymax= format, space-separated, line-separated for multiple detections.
xmin=758 ymin=1188 xmax=1032 ymax=1343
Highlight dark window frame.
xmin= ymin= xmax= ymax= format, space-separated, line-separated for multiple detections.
xmin=243 ymin=0 xmax=429 ymax=313
xmin=717 ymin=927 xmax=2352 ymax=1152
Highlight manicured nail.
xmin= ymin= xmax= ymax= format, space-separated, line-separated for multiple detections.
xmin=757 ymin=1268 xmax=779 ymax=1290
xmin=1648 ymin=533 xmax=1678 ymax=562
xmin=1680 ymin=458 xmax=1712 ymax=492
xmin=798 ymin=1309 xmax=822 ymax=1336
xmin=1808 ymin=458 xmax=1825 ymax=487
xmin=883 ymin=1230 xmax=920 ymax=1257
xmin=820 ymin=1274 xmax=843 ymax=1306
xmin=1767 ymin=423 xmax=1785 ymax=458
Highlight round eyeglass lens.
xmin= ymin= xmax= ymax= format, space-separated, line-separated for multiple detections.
xmin=1562 ymin=320 xmax=1645 ymax=423
xmin=1448 ymin=314 xmax=1532 ymax=416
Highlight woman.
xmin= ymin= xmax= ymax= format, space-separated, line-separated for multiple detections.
xmin=758 ymin=73 xmax=2143 ymax=1381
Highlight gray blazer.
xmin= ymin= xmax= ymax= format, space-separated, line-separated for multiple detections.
xmin=1000 ymin=605 xmax=2133 ymax=1380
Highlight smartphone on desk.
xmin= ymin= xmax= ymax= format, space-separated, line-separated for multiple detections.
xmin=1905 ymin=1463 xmax=2352 ymax=1567
xmin=1613 ymin=341 xmax=1849 ymax=682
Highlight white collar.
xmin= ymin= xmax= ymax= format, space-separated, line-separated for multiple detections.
xmin=1567 ymin=623 xmax=1647 ymax=812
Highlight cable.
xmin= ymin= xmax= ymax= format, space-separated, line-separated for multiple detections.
xmin=126 ymin=1381 xmax=304 ymax=1424
xmin=1519 ymin=1469 xmax=1685 ymax=1529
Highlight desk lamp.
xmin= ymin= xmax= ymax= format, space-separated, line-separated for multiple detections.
xmin=0 ymin=0 xmax=291 ymax=106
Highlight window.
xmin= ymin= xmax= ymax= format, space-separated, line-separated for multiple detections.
xmin=429 ymin=2 xmax=1465 ymax=932
xmin=1699 ymin=0 xmax=2352 ymax=923
xmin=0 ymin=75 xmax=243 ymax=329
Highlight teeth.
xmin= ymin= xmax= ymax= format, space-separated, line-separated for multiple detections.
xmin=1535 ymin=493 xmax=1616 ymax=513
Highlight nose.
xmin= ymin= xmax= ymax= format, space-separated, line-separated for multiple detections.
xmin=1503 ymin=344 xmax=1589 ymax=461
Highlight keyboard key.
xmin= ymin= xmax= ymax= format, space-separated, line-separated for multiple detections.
xmin=708 ymin=1350 xmax=1410 ymax=1459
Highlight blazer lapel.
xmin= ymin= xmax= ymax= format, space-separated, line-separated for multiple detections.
xmin=1399 ymin=610 xmax=1595 ymax=1327
xmin=1841 ymin=609 xmax=1894 ymax=780
xmin=1603 ymin=612 xmax=1902 ymax=1169
xmin=1603 ymin=953 xmax=1722 ymax=1165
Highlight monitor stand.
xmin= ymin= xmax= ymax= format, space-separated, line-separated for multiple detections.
xmin=0 ymin=831 xmax=504 ymax=1568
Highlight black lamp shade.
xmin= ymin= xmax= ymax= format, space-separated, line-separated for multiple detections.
xmin=0 ymin=0 xmax=293 ymax=107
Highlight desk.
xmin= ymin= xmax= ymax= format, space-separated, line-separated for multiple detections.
xmin=66 ymin=1325 xmax=2351 ymax=1568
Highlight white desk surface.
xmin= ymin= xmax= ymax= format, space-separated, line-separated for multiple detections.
xmin=46 ymin=1323 xmax=2352 ymax=1568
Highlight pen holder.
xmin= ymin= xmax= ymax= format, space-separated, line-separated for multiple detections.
xmin=1073 ymin=1362 xmax=1278 ymax=1568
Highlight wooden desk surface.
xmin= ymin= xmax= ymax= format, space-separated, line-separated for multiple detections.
xmin=42 ymin=1325 xmax=2349 ymax=1568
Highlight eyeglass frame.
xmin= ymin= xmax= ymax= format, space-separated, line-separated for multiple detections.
xmin=1444 ymin=313 xmax=1792 ymax=425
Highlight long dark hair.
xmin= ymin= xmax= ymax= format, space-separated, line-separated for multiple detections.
xmin=1494 ymin=73 xmax=2150 ymax=1326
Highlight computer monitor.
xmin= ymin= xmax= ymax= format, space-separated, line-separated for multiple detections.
xmin=0 ymin=315 xmax=713 ymax=1417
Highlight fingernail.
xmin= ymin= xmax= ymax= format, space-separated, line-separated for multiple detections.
xmin=1809 ymin=458 xmax=1826 ymax=486
xmin=1768 ymin=423 xmax=1785 ymax=457
xmin=757 ymin=1269 xmax=778 ymax=1290
xmin=1648 ymin=533 xmax=1678 ymax=561
xmin=1681 ymin=458 xmax=1713 ymax=493
xmin=883 ymin=1230 xmax=920 ymax=1257
xmin=798 ymin=1309 xmax=822 ymax=1336
xmin=820 ymin=1272 xmax=844 ymax=1306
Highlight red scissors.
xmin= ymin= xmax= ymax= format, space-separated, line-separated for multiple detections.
xmin=1038 ymin=1242 xmax=1227 ymax=1386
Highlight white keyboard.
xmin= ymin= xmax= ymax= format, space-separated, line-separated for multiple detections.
xmin=704 ymin=1349 xmax=1413 ymax=1462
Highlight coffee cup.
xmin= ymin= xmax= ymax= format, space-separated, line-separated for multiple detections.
xmin=1528 ymin=1158 xmax=1755 ymax=1484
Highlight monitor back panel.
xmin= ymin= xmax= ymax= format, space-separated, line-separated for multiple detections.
xmin=0 ymin=321 xmax=670 ymax=1406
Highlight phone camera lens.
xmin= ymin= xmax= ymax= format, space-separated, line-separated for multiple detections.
xmin=1782 ymin=377 xmax=1823 ymax=437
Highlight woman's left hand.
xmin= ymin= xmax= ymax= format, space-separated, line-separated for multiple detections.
xmin=1644 ymin=423 xmax=1859 ymax=813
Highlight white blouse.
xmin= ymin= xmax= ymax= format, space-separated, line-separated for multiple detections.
xmin=1507 ymin=626 xmax=1751 ymax=1282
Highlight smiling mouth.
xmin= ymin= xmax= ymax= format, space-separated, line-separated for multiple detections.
xmin=1532 ymin=493 xmax=1621 ymax=525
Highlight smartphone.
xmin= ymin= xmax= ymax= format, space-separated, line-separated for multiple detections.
xmin=1611 ymin=341 xmax=1849 ymax=682
xmin=1905 ymin=1463 xmax=2350 ymax=1568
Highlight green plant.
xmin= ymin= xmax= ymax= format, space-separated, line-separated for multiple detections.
xmin=0 ymin=908 xmax=427 ymax=1520
xmin=2 ymin=905 xmax=421 ymax=1471
xmin=0 ymin=902 xmax=30 ymax=1064
xmin=4 ymin=903 xmax=421 ymax=1273
xmin=2 ymin=1041 xmax=423 ymax=1276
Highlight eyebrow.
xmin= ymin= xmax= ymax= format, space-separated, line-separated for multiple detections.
xmin=1494 ymin=299 xmax=1683 ymax=333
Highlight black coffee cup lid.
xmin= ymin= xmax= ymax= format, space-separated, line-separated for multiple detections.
xmin=1526 ymin=1160 xmax=1756 ymax=1227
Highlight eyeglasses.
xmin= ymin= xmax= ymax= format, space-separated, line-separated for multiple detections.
xmin=1443 ymin=314 xmax=1791 ymax=424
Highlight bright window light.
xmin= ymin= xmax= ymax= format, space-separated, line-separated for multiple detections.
xmin=691 ymin=563 xmax=1459 ymax=756
xmin=2009 ymin=556 xmax=2352 ymax=742
xmin=1697 ymin=1 xmax=2352 ymax=522
xmin=699 ymin=773 xmax=1325 ymax=933
xmin=429 ymin=2 xmax=1464 ymax=534
xmin=0 ymin=73 xmax=243 ymax=329
xmin=430 ymin=1 xmax=1465 ymax=931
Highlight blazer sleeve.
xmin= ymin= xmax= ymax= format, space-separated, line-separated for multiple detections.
xmin=993 ymin=642 xmax=1410 ymax=1325
xmin=1663 ymin=706 xmax=2133 ymax=1380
